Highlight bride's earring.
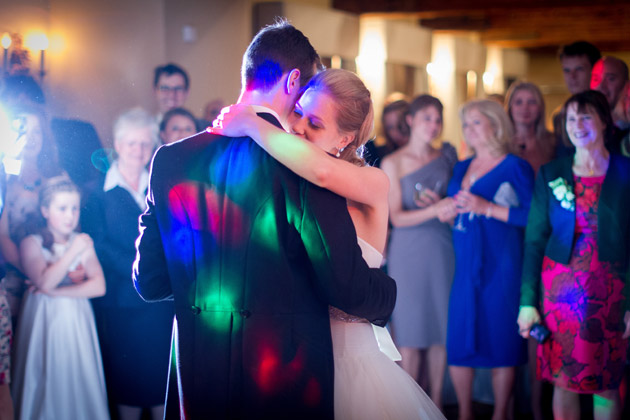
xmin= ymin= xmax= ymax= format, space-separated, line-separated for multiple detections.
xmin=335 ymin=149 xmax=341 ymax=158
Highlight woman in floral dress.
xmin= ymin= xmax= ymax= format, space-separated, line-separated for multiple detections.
xmin=518 ymin=90 xmax=630 ymax=420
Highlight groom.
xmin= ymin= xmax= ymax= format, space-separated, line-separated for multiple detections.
xmin=133 ymin=20 xmax=396 ymax=419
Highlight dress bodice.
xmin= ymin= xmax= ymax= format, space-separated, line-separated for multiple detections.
xmin=399 ymin=143 xmax=457 ymax=212
xmin=357 ymin=237 xmax=383 ymax=269
xmin=329 ymin=237 xmax=383 ymax=322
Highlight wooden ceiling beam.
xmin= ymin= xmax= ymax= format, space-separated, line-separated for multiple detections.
xmin=332 ymin=2 xmax=630 ymax=51
xmin=332 ymin=0 xmax=630 ymax=15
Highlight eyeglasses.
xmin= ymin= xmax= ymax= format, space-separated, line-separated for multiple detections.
xmin=158 ymin=85 xmax=187 ymax=94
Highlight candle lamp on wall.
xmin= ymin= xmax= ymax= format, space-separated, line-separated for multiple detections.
xmin=1 ymin=33 xmax=10 ymax=76
xmin=35 ymin=34 xmax=48 ymax=81
xmin=25 ymin=32 xmax=49 ymax=81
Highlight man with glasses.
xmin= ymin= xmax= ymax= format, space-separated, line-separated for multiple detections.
xmin=153 ymin=63 xmax=190 ymax=121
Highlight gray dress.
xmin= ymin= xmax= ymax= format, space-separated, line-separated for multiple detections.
xmin=388 ymin=143 xmax=457 ymax=348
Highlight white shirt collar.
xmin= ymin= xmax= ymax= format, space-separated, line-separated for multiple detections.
xmin=250 ymin=105 xmax=289 ymax=132
xmin=103 ymin=161 xmax=149 ymax=210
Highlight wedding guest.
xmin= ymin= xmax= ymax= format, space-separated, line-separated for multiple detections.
xmin=12 ymin=176 xmax=108 ymax=420
xmin=1 ymin=75 xmax=105 ymax=196
xmin=614 ymin=82 xmax=630 ymax=156
xmin=591 ymin=57 xmax=630 ymax=155
xmin=505 ymin=81 xmax=555 ymax=174
xmin=507 ymin=80 xmax=557 ymax=420
xmin=202 ymin=98 xmax=225 ymax=123
xmin=591 ymin=56 xmax=628 ymax=111
xmin=82 ymin=108 xmax=172 ymax=420
xmin=518 ymin=90 xmax=630 ymax=420
xmin=559 ymin=41 xmax=601 ymax=95
xmin=153 ymin=63 xmax=190 ymax=121
xmin=0 ymin=149 xmax=11 ymax=420
xmin=381 ymin=94 xmax=456 ymax=409
xmin=436 ymin=99 xmax=534 ymax=420
xmin=159 ymin=107 xmax=198 ymax=144
xmin=554 ymin=41 xmax=601 ymax=158
xmin=365 ymin=100 xmax=410 ymax=167
xmin=0 ymin=105 xmax=63 ymax=326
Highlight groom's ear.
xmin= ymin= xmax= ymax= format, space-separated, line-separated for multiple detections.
xmin=285 ymin=69 xmax=301 ymax=95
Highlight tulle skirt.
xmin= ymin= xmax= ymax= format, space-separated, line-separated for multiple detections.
xmin=331 ymin=318 xmax=445 ymax=420
xmin=11 ymin=291 xmax=109 ymax=420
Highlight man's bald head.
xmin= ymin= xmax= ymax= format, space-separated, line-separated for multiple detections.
xmin=591 ymin=56 xmax=629 ymax=107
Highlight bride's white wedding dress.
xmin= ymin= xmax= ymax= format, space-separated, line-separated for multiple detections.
xmin=329 ymin=237 xmax=445 ymax=420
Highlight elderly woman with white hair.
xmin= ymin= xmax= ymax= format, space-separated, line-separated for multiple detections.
xmin=436 ymin=99 xmax=535 ymax=420
xmin=82 ymin=108 xmax=173 ymax=420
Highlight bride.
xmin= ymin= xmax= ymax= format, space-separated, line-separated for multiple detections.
xmin=210 ymin=68 xmax=444 ymax=420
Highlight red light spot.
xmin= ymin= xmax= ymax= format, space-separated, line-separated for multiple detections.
xmin=257 ymin=347 xmax=280 ymax=393
xmin=303 ymin=377 xmax=321 ymax=407
xmin=167 ymin=182 xmax=245 ymax=241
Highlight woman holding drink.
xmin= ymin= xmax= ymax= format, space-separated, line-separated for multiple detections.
xmin=381 ymin=94 xmax=457 ymax=409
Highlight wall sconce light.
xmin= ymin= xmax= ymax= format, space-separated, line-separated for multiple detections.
xmin=1 ymin=33 xmax=10 ymax=76
xmin=25 ymin=32 xmax=49 ymax=81
xmin=482 ymin=71 xmax=495 ymax=92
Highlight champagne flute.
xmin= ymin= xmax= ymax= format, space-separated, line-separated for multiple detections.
xmin=468 ymin=175 xmax=478 ymax=222
xmin=415 ymin=181 xmax=442 ymax=207
xmin=434 ymin=180 xmax=444 ymax=197
xmin=453 ymin=174 xmax=477 ymax=232
xmin=414 ymin=182 xmax=424 ymax=203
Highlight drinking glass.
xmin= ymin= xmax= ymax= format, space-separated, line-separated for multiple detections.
xmin=414 ymin=182 xmax=424 ymax=202
xmin=453 ymin=175 xmax=477 ymax=232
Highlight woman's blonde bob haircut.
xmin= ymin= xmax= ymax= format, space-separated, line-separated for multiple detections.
xmin=459 ymin=99 xmax=514 ymax=156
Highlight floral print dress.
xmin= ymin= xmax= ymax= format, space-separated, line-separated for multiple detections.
xmin=538 ymin=175 xmax=627 ymax=392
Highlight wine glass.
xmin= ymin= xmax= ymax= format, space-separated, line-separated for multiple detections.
xmin=414 ymin=182 xmax=424 ymax=203
xmin=453 ymin=174 xmax=477 ymax=232
xmin=415 ymin=180 xmax=443 ymax=207
xmin=434 ymin=180 xmax=444 ymax=197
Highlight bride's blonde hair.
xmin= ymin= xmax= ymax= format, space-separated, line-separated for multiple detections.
xmin=304 ymin=69 xmax=374 ymax=166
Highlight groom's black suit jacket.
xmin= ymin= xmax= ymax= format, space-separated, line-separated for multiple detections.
xmin=133 ymin=114 xmax=396 ymax=419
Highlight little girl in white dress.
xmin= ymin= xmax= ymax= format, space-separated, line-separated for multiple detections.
xmin=11 ymin=176 xmax=109 ymax=420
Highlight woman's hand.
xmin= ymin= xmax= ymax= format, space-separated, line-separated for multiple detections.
xmin=623 ymin=311 xmax=630 ymax=339
xmin=434 ymin=197 xmax=458 ymax=223
xmin=414 ymin=188 xmax=440 ymax=209
xmin=24 ymin=279 xmax=44 ymax=295
xmin=454 ymin=190 xmax=491 ymax=215
xmin=517 ymin=306 xmax=541 ymax=338
xmin=210 ymin=104 xmax=258 ymax=138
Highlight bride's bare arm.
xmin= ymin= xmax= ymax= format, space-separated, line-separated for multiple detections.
xmin=210 ymin=104 xmax=389 ymax=209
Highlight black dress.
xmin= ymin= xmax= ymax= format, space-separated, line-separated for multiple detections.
xmin=83 ymin=183 xmax=173 ymax=407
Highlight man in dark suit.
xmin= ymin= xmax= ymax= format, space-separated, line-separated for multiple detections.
xmin=133 ymin=21 xmax=396 ymax=419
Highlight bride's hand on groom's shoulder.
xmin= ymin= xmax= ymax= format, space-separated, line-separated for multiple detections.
xmin=208 ymin=104 xmax=258 ymax=138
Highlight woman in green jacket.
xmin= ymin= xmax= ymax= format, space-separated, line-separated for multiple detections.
xmin=518 ymin=90 xmax=630 ymax=420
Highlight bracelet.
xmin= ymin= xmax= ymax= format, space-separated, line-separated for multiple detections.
xmin=485 ymin=203 xmax=493 ymax=219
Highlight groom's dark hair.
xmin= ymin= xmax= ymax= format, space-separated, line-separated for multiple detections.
xmin=242 ymin=19 xmax=322 ymax=92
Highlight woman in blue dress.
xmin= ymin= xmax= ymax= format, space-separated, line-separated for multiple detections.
xmin=436 ymin=99 xmax=534 ymax=420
